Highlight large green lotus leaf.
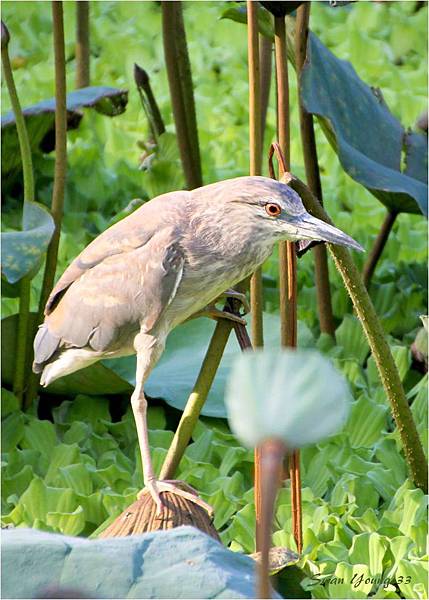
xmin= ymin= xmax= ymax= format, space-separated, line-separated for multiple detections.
xmin=1 ymin=86 xmax=128 ymax=176
xmin=1 ymin=527 xmax=279 ymax=599
xmin=2 ymin=312 xmax=312 ymax=416
xmin=106 ymin=314 xmax=315 ymax=418
xmin=1 ymin=313 xmax=132 ymax=396
xmin=1 ymin=201 xmax=55 ymax=284
xmin=301 ymin=33 xmax=428 ymax=216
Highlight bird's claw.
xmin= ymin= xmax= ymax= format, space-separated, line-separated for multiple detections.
xmin=138 ymin=478 xmax=165 ymax=517
xmin=138 ymin=479 xmax=214 ymax=518
xmin=222 ymin=289 xmax=251 ymax=315
xmin=212 ymin=308 xmax=247 ymax=325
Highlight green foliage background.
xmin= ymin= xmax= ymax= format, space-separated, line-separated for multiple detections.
xmin=1 ymin=2 xmax=428 ymax=599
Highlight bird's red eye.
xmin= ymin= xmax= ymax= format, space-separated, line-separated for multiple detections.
xmin=265 ymin=203 xmax=281 ymax=217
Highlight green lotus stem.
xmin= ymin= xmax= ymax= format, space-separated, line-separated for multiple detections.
xmin=288 ymin=174 xmax=428 ymax=493
xmin=161 ymin=1 xmax=202 ymax=190
xmin=363 ymin=209 xmax=398 ymax=288
xmin=1 ymin=24 xmax=34 ymax=204
xmin=38 ymin=1 xmax=67 ymax=314
xmin=160 ymin=298 xmax=252 ymax=479
xmin=26 ymin=2 xmax=68 ymax=407
xmin=160 ymin=320 xmax=233 ymax=480
xmin=1 ymin=21 xmax=35 ymax=406
xmin=75 ymin=0 xmax=90 ymax=88
xmin=295 ymin=2 xmax=335 ymax=338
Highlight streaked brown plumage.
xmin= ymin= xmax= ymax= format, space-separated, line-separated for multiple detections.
xmin=33 ymin=175 xmax=363 ymax=513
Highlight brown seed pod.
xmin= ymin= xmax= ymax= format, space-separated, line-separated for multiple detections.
xmin=259 ymin=2 xmax=304 ymax=18
xmin=99 ymin=482 xmax=220 ymax=542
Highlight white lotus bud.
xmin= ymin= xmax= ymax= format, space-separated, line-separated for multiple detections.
xmin=225 ymin=349 xmax=351 ymax=449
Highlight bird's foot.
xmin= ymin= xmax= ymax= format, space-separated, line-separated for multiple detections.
xmin=186 ymin=289 xmax=249 ymax=324
xmin=205 ymin=306 xmax=247 ymax=325
xmin=221 ymin=289 xmax=250 ymax=315
xmin=138 ymin=479 xmax=214 ymax=518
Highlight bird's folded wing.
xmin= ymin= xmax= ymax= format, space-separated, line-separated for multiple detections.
xmin=45 ymin=191 xmax=189 ymax=315
xmin=45 ymin=222 xmax=154 ymax=315
xmin=41 ymin=227 xmax=185 ymax=354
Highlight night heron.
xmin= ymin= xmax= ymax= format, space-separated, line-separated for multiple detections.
xmin=33 ymin=176 xmax=362 ymax=514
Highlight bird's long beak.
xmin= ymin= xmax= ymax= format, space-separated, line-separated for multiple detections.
xmin=285 ymin=213 xmax=364 ymax=252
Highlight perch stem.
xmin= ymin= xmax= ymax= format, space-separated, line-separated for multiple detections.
xmin=1 ymin=21 xmax=35 ymax=406
xmin=159 ymin=303 xmax=252 ymax=480
xmin=160 ymin=320 xmax=233 ymax=480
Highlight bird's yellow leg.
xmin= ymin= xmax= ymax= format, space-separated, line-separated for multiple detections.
xmin=138 ymin=481 xmax=214 ymax=517
xmin=132 ymin=335 xmax=213 ymax=517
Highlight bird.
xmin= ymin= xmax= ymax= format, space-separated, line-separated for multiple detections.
xmin=33 ymin=175 xmax=363 ymax=514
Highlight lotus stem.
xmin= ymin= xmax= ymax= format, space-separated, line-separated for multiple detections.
xmin=247 ymin=0 xmax=265 ymax=552
xmin=38 ymin=1 xmax=67 ymax=313
xmin=288 ymin=174 xmax=428 ymax=493
xmin=1 ymin=20 xmax=35 ymax=406
xmin=273 ymin=15 xmax=302 ymax=554
xmin=295 ymin=2 xmax=335 ymax=338
xmin=260 ymin=33 xmax=272 ymax=145
xmin=161 ymin=1 xmax=202 ymax=190
xmin=257 ymin=439 xmax=286 ymax=599
xmin=363 ymin=209 xmax=398 ymax=288
xmin=26 ymin=1 xmax=68 ymax=407
xmin=75 ymin=1 xmax=90 ymax=88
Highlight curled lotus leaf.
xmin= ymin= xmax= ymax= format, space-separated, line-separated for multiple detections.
xmin=1 ymin=201 xmax=55 ymax=284
xmin=300 ymin=33 xmax=428 ymax=216
xmin=2 ymin=86 xmax=128 ymax=177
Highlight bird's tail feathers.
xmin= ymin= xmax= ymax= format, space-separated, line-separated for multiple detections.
xmin=32 ymin=324 xmax=61 ymax=376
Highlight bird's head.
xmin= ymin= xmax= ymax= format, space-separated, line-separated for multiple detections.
xmin=212 ymin=176 xmax=363 ymax=252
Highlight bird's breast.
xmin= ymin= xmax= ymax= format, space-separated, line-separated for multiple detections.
xmin=162 ymin=239 xmax=274 ymax=329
